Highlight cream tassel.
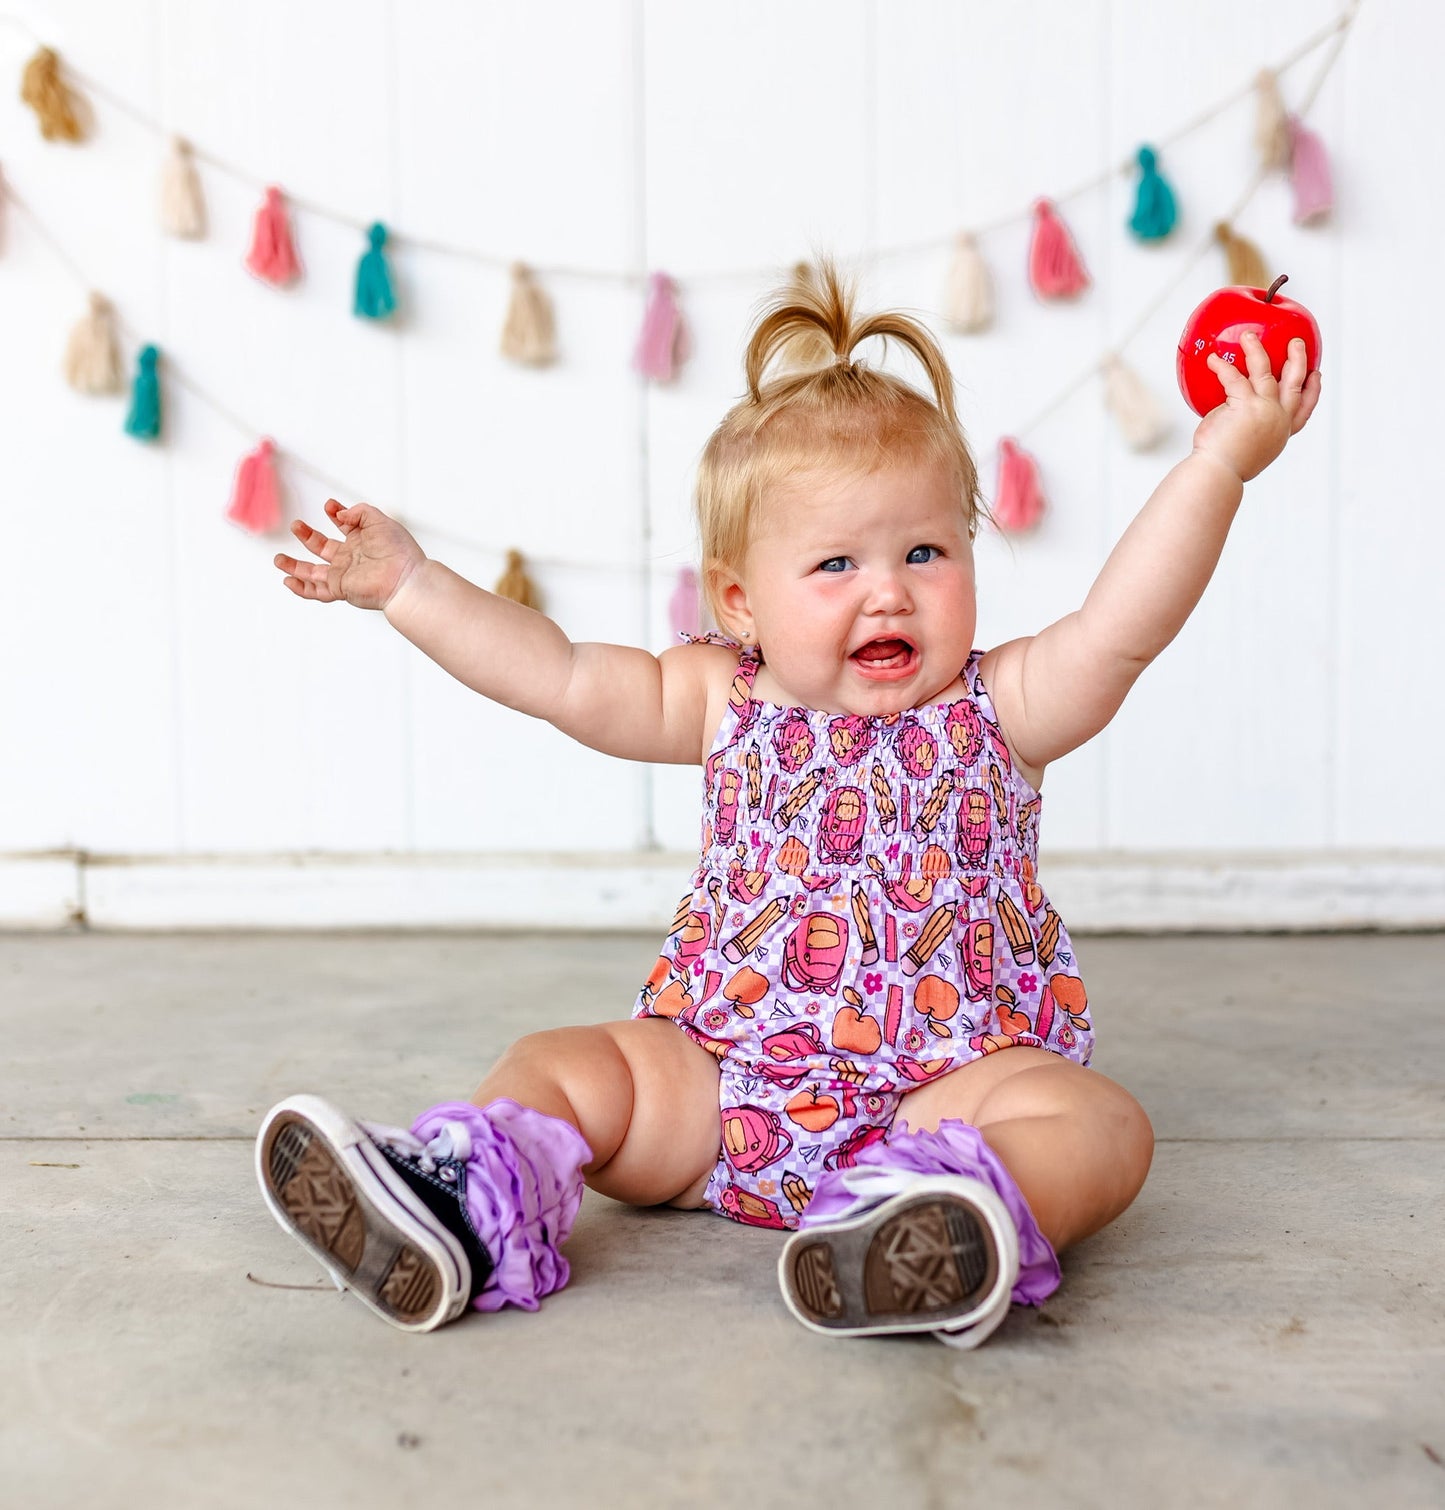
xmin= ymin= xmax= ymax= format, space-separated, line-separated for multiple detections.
xmin=64 ymin=292 xmax=124 ymax=395
xmin=160 ymin=137 xmax=206 ymax=239
xmin=1254 ymin=69 xmax=1293 ymax=172
xmin=500 ymin=263 xmax=557 ymax=366
xmin=1214 ymin=222 xmax=1270 ymax=287
xmin=1102 ymin=357 xmax=1168 ymax=451
xmin=944 ymin=233 xmax=994 ymax=334
xmin=494 ymin=549 xmax=540 ymax=609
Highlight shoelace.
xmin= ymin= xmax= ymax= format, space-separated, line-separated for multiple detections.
xmin=362 ymin=1119 xmax=473 ymax=1177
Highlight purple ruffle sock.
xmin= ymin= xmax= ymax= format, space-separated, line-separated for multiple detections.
xmin=411 ymin=1099 xmax=591 ymax=1314
xmin=801 ymin=1117 xmax=1061 ymax=1306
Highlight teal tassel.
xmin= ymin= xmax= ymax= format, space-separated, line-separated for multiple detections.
xmin=354 ymin=222 xmax=397 ymax=320
xmin=123 ymin=344 xmax=162 ymax=442
xmin=1128 ymin=145 xmax=1177 ymax=242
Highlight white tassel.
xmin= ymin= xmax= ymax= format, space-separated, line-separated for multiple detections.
xmin=499 ymin=263 xmax=557 ymax=366
xmin=1103 ymin=357 xmax=1168 ymax=451
xmin=944 ymin=233 xmax=994 ymax=334
xmin=160 ymin=136 xmax=206 ymax=239
xmin=63 ymin=292 xmax=124 ymax=395
xmin=1254 ymin=69 xmax=1292 ymax=173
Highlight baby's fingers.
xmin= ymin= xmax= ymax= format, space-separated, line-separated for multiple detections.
xmin=1206 ymin=350 xmax=1250 ymax=399
xmin=274 ymin=552 xmax=337 ymax=600
xmin=290 ymin=518 xmax=340 ymax=563
xmin=1290 ymin=368 xmax=1323 ymax=434
xmin=1240 ymin=329 xmax=1280 ymax=390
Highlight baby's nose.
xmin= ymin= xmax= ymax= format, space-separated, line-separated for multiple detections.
xmin=864 ymin=568 xmax=912 ymax=611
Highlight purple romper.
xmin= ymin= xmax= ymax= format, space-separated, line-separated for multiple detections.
xmin=632 ymin=638 xmax=1093 ymax=1231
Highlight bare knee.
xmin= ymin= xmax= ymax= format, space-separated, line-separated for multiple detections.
xmin=1105 ymin=1084 xmax=1155 ymax=1213
xmin=474 ymin=1026 xmax=635 ymax=1170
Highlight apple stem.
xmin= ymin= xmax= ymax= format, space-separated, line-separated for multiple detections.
xmin=1265 ymin=273 xmax=1289 ymax=303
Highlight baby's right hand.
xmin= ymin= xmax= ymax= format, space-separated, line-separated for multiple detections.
xmin=274 ymin=500 xmax=425 ymax=610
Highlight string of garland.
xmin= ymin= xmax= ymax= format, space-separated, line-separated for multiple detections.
xmin=0 ymin=5 xmax=1355 ymax=622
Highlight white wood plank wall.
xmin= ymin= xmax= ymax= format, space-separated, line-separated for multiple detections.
xmin=0 ymin=0 xmax=1440 ymax=931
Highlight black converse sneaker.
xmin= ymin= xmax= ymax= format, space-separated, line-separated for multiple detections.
xmin=256 ymin=1094 xmax=494 ymax=1332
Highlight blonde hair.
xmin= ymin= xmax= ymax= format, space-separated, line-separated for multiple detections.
xmin=696 ymin=259 xmax=982 ymax=630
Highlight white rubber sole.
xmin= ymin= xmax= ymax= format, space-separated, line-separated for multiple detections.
xmin=255 ymin=1094 xmax=471 ymax=1333
xmin=777 ymin=1175 xmax=1018 ymax=1341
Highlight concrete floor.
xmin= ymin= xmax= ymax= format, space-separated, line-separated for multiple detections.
xmin=3 ymin=930 xmax=1443 ymax=1509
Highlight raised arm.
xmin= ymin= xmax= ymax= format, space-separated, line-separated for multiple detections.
xmin=278 ymin=499 xmax=717 ymax=765
xmin=983 ymin=332 xmax=1321 ymax=778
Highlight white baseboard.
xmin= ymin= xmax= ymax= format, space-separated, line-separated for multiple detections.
xmin=1 ymin=851 xmax=1442 ymax=933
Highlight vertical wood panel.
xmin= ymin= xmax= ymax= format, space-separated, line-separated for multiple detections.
xmin=0 ymin=3 xmax=182 ymax=853
xmin=396 ymin=0 xmax=649 ymax=851
xmin=873 ymin=0 xmax=1113 ymax=851
xmin=159 ymin=0 xmax=410 ymax=852
xmin=1335 ymin=0 xmax=1445 ymax=847
xmin=645 ymin=0 xmax=874 ymax=852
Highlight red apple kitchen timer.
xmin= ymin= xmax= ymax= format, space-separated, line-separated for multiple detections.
xmin=1177 ymin=274 xmax=1322 ymax=416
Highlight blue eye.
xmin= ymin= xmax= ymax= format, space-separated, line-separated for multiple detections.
xmin=908 ymin=545 xmax=941 ymax=564
xmin=817 ymin=557 xmax=851 ymax=573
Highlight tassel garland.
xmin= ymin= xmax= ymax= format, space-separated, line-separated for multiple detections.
xmin=633 ymin=272 xmax=688 ymax=382
xmin=944 ymin=233 xmax=994 ymax=334
xmin=1214 ymin=222 xmax=1270 ymax=287
xmin=226 ymin=438 xmax=281 ymax=534
xmin=1128 ymin=146 xmax=1177 ymax=242
xmin=669 ymin=567 xmax=701 ymax=641
xmin=1027 ymin=200 xmax=1090 ymax=300
xmin=160 ymin=137 xmax=206 ymax=239
xmin=63 ymin=292 xmax=124 ymax=395
xmin=123 ymin=345 xmax=162 ymax=442
xmin=494 ymin=549 xmax=539 ymax=609
xmin=499 ymin=263 xmax=557 ymax=366
xmin=1254 ymin=69 xmax=1293 ymax=172
xmin=1288 ymin=117 xmax=1334 ymax=224
xmin=354 ymin=222 xmax=397 ymax=320
xmin=992 ymin=438 xmax=1047 ymax=533
xmin=20 ymin=47 xmax=85 ymax=142
xmin=245 ymin=187 xmax=301 ymax=286
xmin=1102 ymin=357 xmax=1168 ymax=452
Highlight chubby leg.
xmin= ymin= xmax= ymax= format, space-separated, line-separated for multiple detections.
xmin=472 ymin=1018 xmax=723 ymax=1208
xmin=896 ymin=1047 xmax=1154 ymax=1251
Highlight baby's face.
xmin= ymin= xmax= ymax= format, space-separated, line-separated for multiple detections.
xmin=719 ymin=459 xmax=978 ymax=716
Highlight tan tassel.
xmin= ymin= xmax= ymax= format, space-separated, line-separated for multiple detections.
xmin=20 ymin=47 xmax=85 ymax=143
xmin=63 ymin=292 xmax=123 ymax=395
xmin=160 ymin=137 xmax=206 ymax=239
xmin=1254 ymin=69 xmax=1292 ymax=173
xmin=944 ymin=233 xmax=994 ymax=334
xmin=494 ymin=549 xmax=540 ymax=609
xmin=1214 ymin=221 xmax=1270 ymax=287
xmin=780 ymin=262 xmax=835 ymax=370
xmin=499 ymin=263 xmax=557 ymax=366
xmin=1102 ymin=356 xmax=1168 ymax=452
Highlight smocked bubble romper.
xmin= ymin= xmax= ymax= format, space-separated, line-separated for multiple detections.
xmin=632 ymin=636 xmax=1094 ymax=1231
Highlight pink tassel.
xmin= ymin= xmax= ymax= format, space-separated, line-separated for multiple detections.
xmin=669 ymin=566 xmax=701 ymax=640
xmin=992 ymin=438 xmax=1047 ymax=533
xmin=633 ymin=272 xmax=689 ymax=382
xmin=1288 ymin=117 xmax=1334 ymax=225
xmin=227 ymin=438 xmax=281 ymax=534
xmin=1027 ymin=199 xmax=1090 ymax=300
xmin=245 ymin=186 xmax=301 ymax=286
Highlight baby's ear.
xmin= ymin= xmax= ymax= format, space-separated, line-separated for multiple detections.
xmin=706 ymin=561 xmax=753 ymax=640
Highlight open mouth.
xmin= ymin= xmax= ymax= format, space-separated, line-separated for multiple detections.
xmin=850 ymin=637 xmax=918 ymax=675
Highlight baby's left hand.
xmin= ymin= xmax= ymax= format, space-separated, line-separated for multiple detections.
xmin=1192 ymin=330 xmax=1322 ymax=483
